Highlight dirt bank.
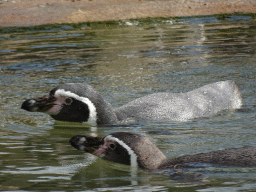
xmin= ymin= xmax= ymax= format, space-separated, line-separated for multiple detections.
xmin=0 ymin=0 xmax=255 ymax=27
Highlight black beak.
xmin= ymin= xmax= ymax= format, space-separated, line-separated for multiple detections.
xmin=69 ymin=135 xmax=104 ymax=153
xmin=21 ymin=96 xmax=56 ymax=112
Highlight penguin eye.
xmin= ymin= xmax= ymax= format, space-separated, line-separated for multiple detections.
xmin=65 ymin=98 xmax=73 ymax=105
xmin=109 ymin=143 xmax=116 ymax=150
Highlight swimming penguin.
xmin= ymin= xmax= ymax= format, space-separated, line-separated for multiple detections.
xmin=21 ymin=80 xmax=242 ymax=125
xmin=69 ymin=132 xmax=256 ymax=170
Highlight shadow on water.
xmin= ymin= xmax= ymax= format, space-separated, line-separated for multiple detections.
xmin=0 ymin=14 xmax=256 ymax=191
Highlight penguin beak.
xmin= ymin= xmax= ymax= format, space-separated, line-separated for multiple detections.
xmin=21 ymin=95 xmax=57 ymax=113
xmin=69 ymin=135 xmax=104 ymax=154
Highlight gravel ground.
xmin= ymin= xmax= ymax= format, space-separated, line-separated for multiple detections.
xmin=0 ymin=0 xmax=256 ymax=27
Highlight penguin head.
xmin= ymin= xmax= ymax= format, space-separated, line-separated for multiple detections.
xmin=21 ymin=83 xmax=112 ymax=125
xmin=69 ymin=132 xmax=167 ymax=170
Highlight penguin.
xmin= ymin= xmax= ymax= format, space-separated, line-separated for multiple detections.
xmin=21 ymin=80 xmax=242 ymax=125
xmin=69 ymin=132 xmax=256 ymax=170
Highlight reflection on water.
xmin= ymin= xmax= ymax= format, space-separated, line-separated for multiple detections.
xmin=0 ymin=14 xmax=256 ymax=191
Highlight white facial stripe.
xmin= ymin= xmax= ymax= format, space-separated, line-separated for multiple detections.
xmin=105 ymin=135 xmax=138 ymax=168
xmin=54 ymin=89 xmax=97 ymax=126
xmin=79 ymin=137 xmax=86 ymax=144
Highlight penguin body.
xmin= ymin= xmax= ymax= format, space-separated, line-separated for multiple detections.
xmin=69 ymin=132 xmax=256 ymax=170
xmin=21 ymin=80 xmax=242 ymax=125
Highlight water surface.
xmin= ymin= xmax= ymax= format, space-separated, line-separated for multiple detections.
xmin=0 ymin=14 xmax=256 ymax=191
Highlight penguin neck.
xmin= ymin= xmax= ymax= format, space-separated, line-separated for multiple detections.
xmin=93 ymin=96 xmax=118 ymax=124
xmin=140 ymin=152 xmax=167 ymax=170
xmin=131 ymin=136 xmax=168 ymax=170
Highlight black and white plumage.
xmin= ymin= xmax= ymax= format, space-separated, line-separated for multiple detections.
xmin=21 ymin=80 xmax=242 ymax=125
xmin=69 ymin=132 xmax=256 ymax=170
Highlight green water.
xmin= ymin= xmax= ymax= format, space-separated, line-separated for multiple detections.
xmin=0 ymin=14 xmax=256 ymax=191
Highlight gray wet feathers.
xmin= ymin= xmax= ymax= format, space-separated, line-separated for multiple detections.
xmin=159 ymin=146 xmax=256 ymax=169
xmin=115 ymin=80 xmax=242 ymax=123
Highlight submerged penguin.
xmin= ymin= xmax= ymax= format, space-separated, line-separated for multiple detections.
xmin=69 ymin=132 xmax=256 ymax=170
xmin=21 ymin=80 xmax=242 ymax=125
